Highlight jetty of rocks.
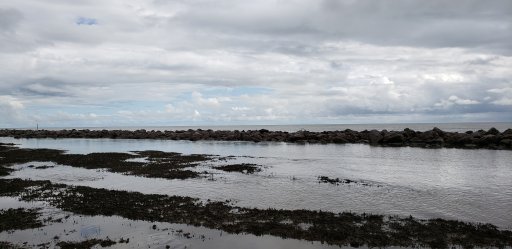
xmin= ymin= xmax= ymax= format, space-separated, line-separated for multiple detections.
xmin=1 ymin=127 xmax=511 ymax=149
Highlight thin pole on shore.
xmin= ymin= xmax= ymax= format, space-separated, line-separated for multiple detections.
xmin=36 ymin=123 xmax=38 ymax=130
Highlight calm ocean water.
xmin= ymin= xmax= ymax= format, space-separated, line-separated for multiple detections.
xmin=42 ymin=122 xmax=512 ymax=132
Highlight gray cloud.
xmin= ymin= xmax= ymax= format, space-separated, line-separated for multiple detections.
xmin=0 ymin=8 xmax=33 ymax=53
xmin=17 ymin=78 xmax=75 ymax=97
xmin=0 ymin=8 xmax=23 ymax=31
xmin=160 ymin=0 xmax=512 ymax=53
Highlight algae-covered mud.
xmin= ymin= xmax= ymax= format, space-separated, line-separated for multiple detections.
xmin=1 ymin=139 xmax=512 ymax=248
xmin=0 ymin=208 xmax=44 ymax=232
xmin=0 ymin=142 xmax=218 ymax=180
xmin=213 ymin=163 xmax=262 ymax=174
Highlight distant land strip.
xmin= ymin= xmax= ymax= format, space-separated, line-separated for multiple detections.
xmin=1 ymin=127 xmax=511 ymax=150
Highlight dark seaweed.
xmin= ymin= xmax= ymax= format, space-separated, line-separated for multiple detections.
xmin=0 ymin=241 xmax=24 ymax=249
xmin=318 ymin=176 xmax=380 ymax=187
xmin=0 ymin=166 xmax=12 ymax=176
xmin=214 ymin=163 xmax=261 ymax=174
xmin=56 ymin=239 xmax=116 ymax=249
xmin=0 ymin=208 xmax=44 ymax=232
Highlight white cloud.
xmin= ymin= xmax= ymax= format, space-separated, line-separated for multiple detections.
xmin=434 ymin=95 xmax=479 ymax=108
xmin=487 ymin=86 xmax=512 ymax=106
xmin=193 ymin=110 xmax=201 ymax=118
xmin=421 ymin=73 xmax=465 ymax=83
xmin=488 ymin=87 xmax=512 ymax=94
xmin=0 ymin=95 xmax=26 ymax=127
xmin=449 ymin=95 xmax=479 ymax=105
xmin=492 ymin=98 xmax=512 ymax=106
xmin=231 ymin=106 xmax=251 ymax=111
xmin=0 ymin=95 xmax=24 ymax=110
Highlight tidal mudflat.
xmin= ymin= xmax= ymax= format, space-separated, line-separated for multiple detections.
xmin=1 ymin=136 xmax=512 ymax=248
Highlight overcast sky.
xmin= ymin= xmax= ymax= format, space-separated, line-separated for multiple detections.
xmin=1 ymin=0 xmax=511 ymax=128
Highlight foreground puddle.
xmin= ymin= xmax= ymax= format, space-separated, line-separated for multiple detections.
xmin=0 ymin=198 xmax=340 ymax=249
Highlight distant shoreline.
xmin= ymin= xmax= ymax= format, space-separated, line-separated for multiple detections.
xmin=1 ymin=127 xmax=511 ymax=150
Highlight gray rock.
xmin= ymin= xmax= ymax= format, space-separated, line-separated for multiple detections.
xmin=368 ymin=130 xmax=383 ymax=145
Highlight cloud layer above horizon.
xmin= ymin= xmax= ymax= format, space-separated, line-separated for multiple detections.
xmin=1 ymin=0 xmax=511 ymax=127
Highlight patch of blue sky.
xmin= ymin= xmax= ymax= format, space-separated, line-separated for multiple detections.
xmin=76 ymin=17 xmax=97 ymax=25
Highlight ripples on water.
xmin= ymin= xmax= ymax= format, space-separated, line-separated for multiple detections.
xmin=1 ymin=136 xmax=511 ymax=248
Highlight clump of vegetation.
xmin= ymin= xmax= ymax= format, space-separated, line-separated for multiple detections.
xmin=214 ymin=163 xmax=262 ymax=174
xmin=318 ymin=176 xmax=379 ymax=187
xmin=34 ymin=165 xmax=55 ymax=169
xmin=0 ymin=166 xmax=12 ymax=176
xmin=0 ymin=241 xmax=26 ymax=249
xmin=0 ymin=208 xmax=44 ymax=232
xmin=56 ymin=239 xmax=116 ymax=249
xmin=0 ymin=178 xmax=52 ymax=196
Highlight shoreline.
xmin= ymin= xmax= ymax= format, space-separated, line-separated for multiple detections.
xmin=1 ymin=127 xmax=511 ymax=150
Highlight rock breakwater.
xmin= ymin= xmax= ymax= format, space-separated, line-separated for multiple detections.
xmin=1 ymin=127 xmax=511 ymax=149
